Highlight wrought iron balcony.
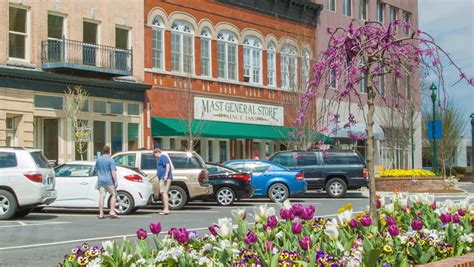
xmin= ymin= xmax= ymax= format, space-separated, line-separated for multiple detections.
xmin=41 ymin=37 xmax=132 ymax=77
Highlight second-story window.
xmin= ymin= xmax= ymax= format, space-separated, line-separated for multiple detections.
xmin=115 ymin=27 xmax=129 ymax=70
xmin=243 ymin=36 xmax=262 ymax=84
xmin=343 ymin=0 xmax=352 ymax=17
xmin=359 ymin=58 xmax=367 ymax=93
xmin=9 ymin=6 xmax=28 ymax=60
xmin=152 ymin=16 xmax=164 ymax=69
xmin=280 ymin=44 xmax=297 ymax=90
xmin=359 ymin=0 xmax=368 ymax=20
xmin=403 ymin=11 xmax=411 ymax=35
xmin=267 ymin=42 xmax=276 ymax=87
xmin=217 ymin=30 xmax=238 ymax=80
xmin=377 ymin=1 xmax=384 ymax=22
xmin=390 ymin=6 xmax=397 ymax=21
xmin=83 ymin=21 xmax=98 ymax=66
xmin=171 ymin=20 xmax=194 ymax=74
xmin=200 ymin=28 xmax=211 ymax=77
xmin=47 ymin=13 xmax=64 ymax=62
xmin=327 ymin=0 xmax=336 ymax=12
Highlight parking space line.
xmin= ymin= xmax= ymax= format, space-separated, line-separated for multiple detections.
xmin=0 ymin=222 xmax=70 ymax=229
xmin=34 ymin=213 xmax=154 ymax=218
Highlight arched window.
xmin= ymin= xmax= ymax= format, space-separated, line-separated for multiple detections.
xmin=280 ymin=44 xmax=298 ymax=90
xmin=152 ymin=16 xmax=164 ymax=69
xmin=171 ymin=20 xmax=194 ymax=73
xmin=267 ymin=42 xmax=276 ymax=87
xmin=217 ymin=30 xmax=237 ymax=80
xmin=243 ymin=36 xmax=262 ymax=84
xmin=302 ymin=49 xmax=310 ymax=88
xmin=200 ymin=27 xmax=211 ymax=77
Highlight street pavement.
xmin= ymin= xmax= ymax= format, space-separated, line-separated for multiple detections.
xmin=0 ymin=187 xmax=472 ymax=267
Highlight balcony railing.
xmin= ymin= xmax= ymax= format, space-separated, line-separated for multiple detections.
xmin=41 ymin=37 xmax=132 ymax=76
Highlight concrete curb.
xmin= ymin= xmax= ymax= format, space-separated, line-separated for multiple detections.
xmin=375 ymin=190 xmax=472 ymax=198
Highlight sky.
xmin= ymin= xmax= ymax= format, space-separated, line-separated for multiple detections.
xmin=419 ymin=0 xmax=474 ymax=137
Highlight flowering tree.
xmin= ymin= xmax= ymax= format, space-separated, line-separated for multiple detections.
xmin=297 ymin=20 xmax=473 ymax=223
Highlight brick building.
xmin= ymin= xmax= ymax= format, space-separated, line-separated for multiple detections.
xmin=313 ymin=0 xmax=421 ymax=169
xmin=143 ymin=0 xmax=323 ymax=162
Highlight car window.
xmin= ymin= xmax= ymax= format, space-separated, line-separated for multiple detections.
xmin=113 ymin=153 xmax=136 ymax=167
xmin=30 ymin=151 xmax=50 ymax=168
xmin=55 ymin=165 xmax=93 ymax=177
xmin=296 ymin=152 xmax=318 ymax=166
xmin=168 ymin=153 xmax=203 ymax=169
xmin=140 ymin=153 xmax=156 ymax=170
xmin=250 ymin=163 xmax=271 ymax=173
xmin=0 ymin=152 xmax=17 ymax=168
xmin=323 ymin=152 xmax=361 ymax=165
xmin=226 ymin=163 xmax=246 ymax=172
xmin=271 ymin=152 xmax=296 ymax=167
xmin=207 ymin=166 xmax=219 ymax=175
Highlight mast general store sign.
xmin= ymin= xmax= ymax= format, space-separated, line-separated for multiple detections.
xmin=194 ymin=97 xmax=284 ymax=126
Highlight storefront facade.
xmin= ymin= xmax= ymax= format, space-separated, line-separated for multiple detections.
xmin=143 ymin=0 xmax=322 ymax=162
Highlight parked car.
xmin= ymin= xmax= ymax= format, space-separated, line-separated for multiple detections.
xmin=223 ymin=160 xmax=306 ymax=202
xmin=112 ymin=150 xmax=212 ymax=210
xmin=206 ymin=163 xmax=254 ymax=206
xmin=270 ymin=150 xmax=367 ymax=198
xmin=50 ymin=161 xmax=153 ymax=215
xmin=0 ymin=147 xmax=57 ymax=220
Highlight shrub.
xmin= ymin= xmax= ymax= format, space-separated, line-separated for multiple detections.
xmin=381 ymin=169 xmax=436 ymax=177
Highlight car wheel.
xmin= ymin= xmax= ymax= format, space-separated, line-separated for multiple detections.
xmin=109 ymin=191 xmax=135 ymax=215
xmin=215 ymin=187 xmax=235 ymax=206
xmin=268 ymin=183 xmax=289 ymax=203
xmin=15 ymin=208 xmax=33 ymax=218
xmin=326 ymin=178 xmax=347 ymax=198
xmin=168 ymin=186 xmax=188 ymax=210
xmin=0 ymin=190 xmax=17 ymax=220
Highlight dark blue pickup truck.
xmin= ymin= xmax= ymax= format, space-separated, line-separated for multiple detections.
xmin=269 ymin=150 xmax=368 ymax=198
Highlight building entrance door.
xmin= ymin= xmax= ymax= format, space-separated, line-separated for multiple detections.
xmin=43 ymin=119 xmax=59 ymax=161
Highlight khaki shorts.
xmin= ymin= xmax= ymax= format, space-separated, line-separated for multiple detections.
xmin=98 ymin=185 xmax=117 ymax=198
xmin=150 ymin=176 xmax=170 ymax=197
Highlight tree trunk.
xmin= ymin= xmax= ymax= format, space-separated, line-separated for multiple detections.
xmin=367 ymin=75 xmax=378 ymax=226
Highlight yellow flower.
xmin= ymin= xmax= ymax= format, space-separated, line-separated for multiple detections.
xmin=338 ymin=207 xmax=345 ymax=214
xmin=343 ymin=203 xmax=352 ymax=211
xmin=67 ymin=255 xmax=75 ymax=262
xmin=383 ymin=245 xmax=393 ymax=253
xmin=77 ymin=256 xmax=89 ymax=266
xmin=379 ymin=215 xmax=386 ymax=226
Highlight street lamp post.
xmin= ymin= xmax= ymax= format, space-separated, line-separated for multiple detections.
xmin=471 ymin=113 xmax=474 ymax=183
xmin=429 ymin=83 xmax=438 ymax=174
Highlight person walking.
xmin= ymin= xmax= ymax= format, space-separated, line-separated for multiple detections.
xmin=95 ymin=145 xmax=119 ymax=219
xmin=153 ymin=148 xmax=172 ymax=215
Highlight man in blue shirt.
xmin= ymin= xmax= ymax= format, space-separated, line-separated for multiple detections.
xmin=153 ymin=148 xmax=172 ymax=215
xmin=95 ymin=145 xmax=118 ymax=219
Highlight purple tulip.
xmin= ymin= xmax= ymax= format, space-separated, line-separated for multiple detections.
xmin=360 ymin=215 xmax=372 ymax=227
xmin=267 ymin=215 xmax=278 ymax=229
xmin=452 ymin=214 xmax=460 ymax=224
xmin=388 ymin=225 xmax=400 ymax=237
xmin=149 ymin=222 xmax=161 ymax=235
xmin=208 ymin=224 xmax=219 ymax=236
xmin=376 ymin=199 xmax=381 ymax=209
xmin=291 ymin=204 xmax=304 ymax=217
xmin=458 ymin=209 xmax=466 ymax=217
xmin=264 ymin=240 xmax=274 ymax=252
xmin=136 ymin=228 xmax=147 ymax=240
xmin=280 ymin=208 xmax=295 ymax=220
xmin=349 ymin=219 xmax=358 ymax=228
xmin=431 ymin=202 xmax=437 ymax=209
xmin=386 ymin=217 xmax=396 ymax=226
xmin=301 ymin=206 xmax=315 ymax=220
xmin=299 ymin=236 xmax=312 ymax=251
xmin=292 ymin=222 xmax=303 ymax=234
xmin=244 ymin=231 xmax=258 ymax=245
xmin=440 ymin=213 xmax=451 ymax=224
xmin=173 ymin=228 xmax=189 ymax=244
xmin=411 ymin=220 xmax=423 ymax=231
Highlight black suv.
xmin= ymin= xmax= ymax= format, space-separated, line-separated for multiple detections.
xmin=269 ymin=150 xmax=367 ymax=198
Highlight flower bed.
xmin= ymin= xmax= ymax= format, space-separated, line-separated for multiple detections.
xmin=381 ymin=169 xmax=436 ymax=177
xmin=60 ymin=194 xmax=473 ymax=267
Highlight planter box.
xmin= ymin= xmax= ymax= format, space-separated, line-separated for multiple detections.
xmin=412 ymin=253 xmax=474 ymax=267
xmin=375 ymin=176 xmax=445 ymax=192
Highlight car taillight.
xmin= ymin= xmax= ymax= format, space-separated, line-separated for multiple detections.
xmin=232 ymin=173 xmax=251 ymax=182
xmin=363 ymin=168 xmax=368 ymax=179
xmin=124 ymin=174 xmax=143 ymax=182
xmin=296 ymin=173 xmax=304 ymax=180
xmin=198 ymin=170 xmax=207 ymax=183
xmin=24 ymin=173 xmax=43 ymax=183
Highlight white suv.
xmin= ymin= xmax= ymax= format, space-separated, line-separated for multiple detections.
xmin=0 ymin=147 xmax=57 ymax=219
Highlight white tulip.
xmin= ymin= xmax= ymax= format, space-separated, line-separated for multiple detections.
xmin=338 ymin=209 xmax=353 ymax=224
xmin=254 ymin=204 xmax=275 ymax=223
xmin=101 ymin=240 xmax=114 ymax=251
xmin=385 ymin=203 xmax=395 ymax=214
xmin=231 ymin=208 xmax=246 ymax=220
xmin=283 ymin=199 xmax=292 ymax=209
xmin=217 ymin=218 xmax=233 ymax=238
xmin=325 ymin=224 xmax=339 ymax=240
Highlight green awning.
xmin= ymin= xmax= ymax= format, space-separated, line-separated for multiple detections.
xmin=151 ymin=117 xmax=332 ymax=143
